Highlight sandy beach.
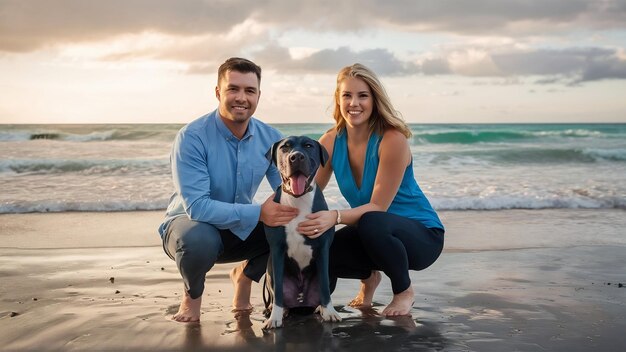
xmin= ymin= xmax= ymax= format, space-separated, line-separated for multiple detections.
xmin=1 ymin=209 xmax=625 ymax=351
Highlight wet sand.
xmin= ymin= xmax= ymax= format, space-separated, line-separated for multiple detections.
xmin=1 ymin=209 xmax=625 ymax=351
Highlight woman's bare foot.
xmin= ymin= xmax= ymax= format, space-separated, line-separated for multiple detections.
xmin=348 ymin=270 xmax=382 ymax=308
xmin=172 ymin=290 xmax=202 ymax=322
xmin=382 ymin=285 xmax=414 ymax=316
xmin=230 ymin=262 xmax=253 ymax=311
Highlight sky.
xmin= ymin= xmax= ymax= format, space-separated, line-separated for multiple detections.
xmin=1 ymin=0 xmax=626 ymax=124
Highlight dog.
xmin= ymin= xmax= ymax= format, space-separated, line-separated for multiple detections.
xmin=262 ymin=136 xmax=342 ymax=329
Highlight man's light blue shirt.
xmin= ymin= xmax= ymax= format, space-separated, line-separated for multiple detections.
xmin=158 ymin=110 xmax=282 ymax=240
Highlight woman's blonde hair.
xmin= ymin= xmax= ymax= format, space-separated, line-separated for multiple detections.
xmin=333 ymin=63 xmax=412 ymax=138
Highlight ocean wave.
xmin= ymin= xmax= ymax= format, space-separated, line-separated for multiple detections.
xmin=0 ymin=158 xmax=169 ymax=175
xmin=582 ymin=148 xmax=626 ymax=161
xmin=0 ymin=131 xmax=35 ymax=141
xmin=413 ymin=130 xmax=529 ymax=145
xmin=431 ymin=195 xmax=625 ymax=210
xmin=486 ymin=148 xmax=602 ymax=164
xmin=411 ymin=127 xmax=618 ymax=145
xmin=61 ymin=130 xmax=117 ymax=141
xmin=419 ymin=147 xmax=626 ymax=165
xmin=0 ymin=200 xmax=169 ymax=213
xmin=3 ymin=124 xmax=623 ymax=145
xmin=1 ymin=194 xmax=623 ymax=214
xmin=532 ymin=129 xmax=604 ymax=138
xmin=0 ymin=126 xmax=180 ymax=142
xmin=0 ymin=130 xmax=117 ymax=141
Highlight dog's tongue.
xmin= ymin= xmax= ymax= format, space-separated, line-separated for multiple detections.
xmin=290 ymin=174 xmax=308 ymax=196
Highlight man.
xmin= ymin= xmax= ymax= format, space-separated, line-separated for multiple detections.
xmin=159 ymin=57 xmax=299 ymax=322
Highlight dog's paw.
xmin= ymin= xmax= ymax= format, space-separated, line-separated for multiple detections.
xmin=262 ymin=317 xmax=283 ymax=329
xmin=317 ymin=303 xmax=342 ymax=322
xmin=262 ymin=306 xmax=284 ymax=329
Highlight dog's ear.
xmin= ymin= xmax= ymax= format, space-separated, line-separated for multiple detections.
xmin=266 ymin=139 xmax=282 ymax=165
xmin=316 ymin=141 xmax=329 ymax=167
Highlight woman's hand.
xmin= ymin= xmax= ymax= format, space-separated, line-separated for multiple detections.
xmin=297 ymin=210 xmax=337 ymax=239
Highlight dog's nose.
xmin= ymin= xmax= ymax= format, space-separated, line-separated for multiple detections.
xmin=289 ymin=152 xmax=305 ymax=163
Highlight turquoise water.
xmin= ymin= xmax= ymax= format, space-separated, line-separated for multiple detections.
xmin=0 ymin=123 xmax=624 ymax=213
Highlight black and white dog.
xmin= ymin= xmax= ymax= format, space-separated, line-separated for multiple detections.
xmin=263 ymin=136 xmax=342 ymax=329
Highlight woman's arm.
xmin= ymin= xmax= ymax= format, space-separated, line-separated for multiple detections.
xmin=298 ymin=129 xmax=411 ymax=237
xmin=337 ymin=129 xmax=411 ymax=226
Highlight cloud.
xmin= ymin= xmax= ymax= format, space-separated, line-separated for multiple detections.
xmin=422 ymin=46 xmax=626 ymax=83
xmin=184 ymin=42 xmax=626 ymax=84
xmin=492 ymin=48 xmax=609 ymax=76
xmin=251 ymin=43 xmax=626 ymax=83
xmin=252 ymin=45 xmax=419 ymax=76
xmin=252 ymin=0 xmax=625 ymax=35
xmin=342 ymin=0 xmax=592 ymax=32
xmin=420 ymin=58 xmax=451 ymax=75
xmin=2 ymin=0 xmax=625 ymax=84
xmin=493 ymin=47 xmax=626 ymax=83
xmin=51 ymin=30 xmax=626 ymax=84
xmin=578 ymin=52 xmax=626 ymax=82
xmin=0 ymin=0 xmax=253 ymax=52
xmin=2 ymin=0 xmax=625 ymax=52
xmin=56 ymin=20 xmax=271 ymax=72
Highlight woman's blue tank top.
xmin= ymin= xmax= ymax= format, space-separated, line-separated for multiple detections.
xmin=331 ymin=130 xmax=443 ymax=230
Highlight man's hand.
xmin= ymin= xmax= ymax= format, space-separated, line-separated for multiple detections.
xmin=260 ymin=194 xmax=299 ymax=227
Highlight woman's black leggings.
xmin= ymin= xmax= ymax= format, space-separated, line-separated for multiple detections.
xmin=329 ymin=211 xmax=444 ymax=294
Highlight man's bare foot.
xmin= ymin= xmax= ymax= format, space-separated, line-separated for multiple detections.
xmin=230 ymin=262 xmax=253 ymax=311
xmin=172 ymin=290 xmax=201 ymax=322
xmin=382 ymin=285 xmax=415 ymax=316
xmin=348 ymin=270 xmax=382 ymax=308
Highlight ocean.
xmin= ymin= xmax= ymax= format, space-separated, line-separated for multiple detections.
xmin=1 ymin=123 xmax=624 ymax=214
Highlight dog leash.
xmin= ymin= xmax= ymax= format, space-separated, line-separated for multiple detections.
xmin=262 ymin=274 xmax=272 ymax=316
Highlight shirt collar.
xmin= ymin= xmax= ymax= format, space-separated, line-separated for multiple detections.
xmin=214 ymin=110 xmax=255 ymax=141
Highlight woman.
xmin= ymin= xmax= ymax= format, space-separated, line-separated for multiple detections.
xmin=297 ymin=63 xmax=444 ymax=316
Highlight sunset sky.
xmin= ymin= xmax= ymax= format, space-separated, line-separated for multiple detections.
xmin=1 ymin=0 xmax=626 ymax=124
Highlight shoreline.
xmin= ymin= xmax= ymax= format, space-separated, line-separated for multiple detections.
xmin=2 ymin=208 xmax=625 ymax=250
xmin=1 ymin=208 xmax=625 ymax=351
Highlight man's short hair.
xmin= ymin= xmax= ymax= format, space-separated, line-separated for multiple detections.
xmin=217 ymin=57 xmax=262 ymax=86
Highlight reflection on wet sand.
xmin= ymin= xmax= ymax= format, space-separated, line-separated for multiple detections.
xmin=180 ymin=306 xmax=449 ymax=351
xmin=5 ymin=210 xmax=624 ymax=350
xmin=183 ymin=323 xmax=202 ymax=351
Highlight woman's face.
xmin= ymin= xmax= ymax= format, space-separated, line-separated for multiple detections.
xmin=338 ymin=77 xmax=373 ymax=128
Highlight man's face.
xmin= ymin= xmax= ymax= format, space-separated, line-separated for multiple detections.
xmin=215 ymin=70 xmax=260 ymax=124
